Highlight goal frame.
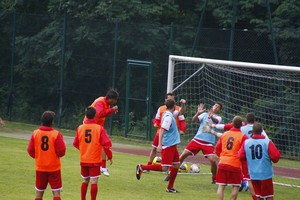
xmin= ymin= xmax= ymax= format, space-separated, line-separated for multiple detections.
xmin=167 ymin=55 xmax=300 ymax=93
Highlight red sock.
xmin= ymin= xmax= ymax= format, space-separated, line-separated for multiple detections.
xmin=81 ymin=182 xmax=88 ymax=200
xmin=252 ymin=195 xmax=257 ymax=200
xmin=147 ymin=161 xmax=152 ymax=165
xmin=167 ymin=166 xmax=178 ymax=189
xmin=101 ymin=160 xmax=106 ymax=168
xmin=141 ymin=164 xmax=162 ymax=171
xmin=91 ymin=184 xmax=98 ymax=200
xmin=53 ymin=197 xmax=61 ymax=200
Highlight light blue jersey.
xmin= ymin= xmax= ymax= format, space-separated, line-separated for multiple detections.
xmin=241 ymin=124 xmax=253 ymax=138
xmin=244 ymin=138 xmax=273 ymax=180
xmin=161 ymin=111 xmax=180 ymax=147
xmin=194 ymin=113 xmax=221 ymax=144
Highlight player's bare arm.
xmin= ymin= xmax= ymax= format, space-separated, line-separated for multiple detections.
xmin=192 ymin=103 xmax=206 ymax=122
xmin=178 ymin=99 xmax=186 ymax=115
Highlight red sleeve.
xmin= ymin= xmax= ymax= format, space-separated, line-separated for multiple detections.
xmin=73 ymin=129 xmax=80 ymax=150
xmin=238 ymin=143 xmax=247 ymax=161
xmin=178 ymin=119 xmax=186 ymax=133
xmin=27 ymin=134 xmax=35 ymax=158
xmin=95 ymin=101 xmax=115 ymax=118
xmin=215 ymin=137 xmax=222 ymax=157
xmin=268 ymin=141 xmax=280 ymax=163
xmin=224 ymin=123 xmax=233 ymax=131
xmin=100 ymin=128 xmax=113 ymax=160
xmin=55 ymin=133 xmax=66 ymax=157
xmin=153 ymin=118 xmax=161 ymax=127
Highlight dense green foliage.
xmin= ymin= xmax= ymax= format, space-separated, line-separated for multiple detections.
xmin=0 ymin=0 xmax=299 ymax=132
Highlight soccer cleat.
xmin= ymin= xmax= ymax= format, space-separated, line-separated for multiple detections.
xmin=166 ymin=188 xmax=179 ymax=193
xmin=136 ymin=164 xmax=143 ymax=180
xmin=101 ymin=167 xmax=110 ymax=176
xmin=211 ymin=180 xmax=216 ymax=184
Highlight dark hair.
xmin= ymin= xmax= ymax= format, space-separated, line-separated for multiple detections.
xmin=86 ymin=106 xmax=96 ymax=119
xmin=232 ymin=116 xmax=243 ymax=128
xmin=246 ymin=113 xmax=255 ymax=124
xmin=252 ymin=122 xmax=263 ymax=135
xmin=41 ymin=111 xmax=55 ymax=126
xmin=165 ymin=92 xmax=174 ymax=99
xmin=106 ymin=88 xmax=119 ymax=100
xmin=216 ymin=101 xmax=223 ymax=110
xmin=165 ymin=99 xmax=175 ymax=110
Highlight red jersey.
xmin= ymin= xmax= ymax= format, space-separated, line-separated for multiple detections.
xmin=73 ymin=119 xmax=113 ymax=166
xmin=84 ymin=97 xmax=115 ymax=126
xmin=27 ymin=126 xmax=66 ymax=172
xmin=153 ymin=105 xmax=186 ymax=133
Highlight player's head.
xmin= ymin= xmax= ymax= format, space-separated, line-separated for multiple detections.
xmin=41 ymin=111 xmax=55 ymax=126
xmin=106 ymin=88 xmax=119 ymax=105
xmin=246 ymin=113 xmax=255 ymax=124
xmin=86 ymin=106 xmax=96 ymax=119
xmin=212 ymin=102 xmax=223 ymax=113
xmin=165 ymin=92 xmax=175 ymax=102
xmin=232 ymin=116 xmax=243 ymax=128
xmin=165 ymin=98 xmax=176 ymax=111
xmin=252 ymin=122 xmax=263 ymax=135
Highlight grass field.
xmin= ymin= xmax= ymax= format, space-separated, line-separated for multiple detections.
xmin=0 ymin=122 xmax=300 ymax=199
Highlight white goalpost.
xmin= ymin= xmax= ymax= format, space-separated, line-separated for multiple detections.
xmin=168 ymin=55 xmax=300 ymax=187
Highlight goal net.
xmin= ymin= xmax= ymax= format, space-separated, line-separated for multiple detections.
xmin=168 ymin=55 xmax=300 ymax=187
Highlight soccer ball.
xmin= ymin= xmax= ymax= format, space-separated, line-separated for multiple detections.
xmin=152 ymin=156 xmax=162 ymax=165
xmin=190 ymin=163 xmax=200 ymax=173
xmin=178 ymin=163 xmax=189 ymax=173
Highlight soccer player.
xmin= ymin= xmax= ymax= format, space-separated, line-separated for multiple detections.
xmin=85 ymin=88 xmax=118 ymax=176
xmin=239 ymin=122 xmax=280 ymax=200
xmin=136 ymin=98 xmax=181 ymax=193
xmin=147 ymin=92 xmax=186 ymax=165
xmin=215 ymin=116 xmax=248 ymax=200
xmin=177 ymin=102 xmax=223 ymax=184
xmin=27 ymin=111 xmax=66 ymax=200
xmin=73 ymin=106 xmax=113 ymax=200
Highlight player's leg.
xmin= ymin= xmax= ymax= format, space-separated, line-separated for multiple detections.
xmin=101 ymin=149 xmax=109 ymax=176
xmin=206 ymin=154 xmax=217 ymax=183
xmin=89 ymin=166 xmax=101 ymax=200
xmin=230 ymin=186 xmax=240 ymax=200
xmin=48 ymin=170 xmax=63 ymax=200
xmin=166 ymin=146 xmax=180 ymax=193
xmin=248 ymin=180 xmax=257 ymax=200
xmin=217 ymin=185 xmax=226 ymax=200
xmin=81 ymin=166 xmax=90 ymax=200
xmin=35 ymin=171 xmax=48 ymax=200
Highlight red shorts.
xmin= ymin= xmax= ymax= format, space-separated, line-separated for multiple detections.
xmin=252 ymin=178 xmax=274 ymax=198
xmin=152 ymin=131 xmax=159 ymax=148
xmin=161 ymin=145 xmax=180 ymax=167
xmin=81 ymin=166 xmax=101 ymax=178
xmin=36 ymin=170 xmax=62 ymax=191
xmin=241 ymin=160 xmax=250 ymax=180
xmin=216 ymin=168 xmax=243 ymax=186
xmin=185 ymin=139 xmax=215 ymax=157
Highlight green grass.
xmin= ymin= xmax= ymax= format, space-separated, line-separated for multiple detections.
xmin=0 ymin=136 xmax=299 ymax=200
xmin=1 ymin=122 xmax=300 ymax=199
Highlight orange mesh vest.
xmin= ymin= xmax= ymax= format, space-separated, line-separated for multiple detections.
xmin=84 ymin=97 xmax=109 ymax=126
xmin=77 ymin=123 xmax=102 ymax=163
xmin=33 ymin=129 xmax=61 ymax=172
xmin=159 ymin=105 xmax=181 ymax=128
xmin=219 ymin=130 xmax=244 ymax=168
